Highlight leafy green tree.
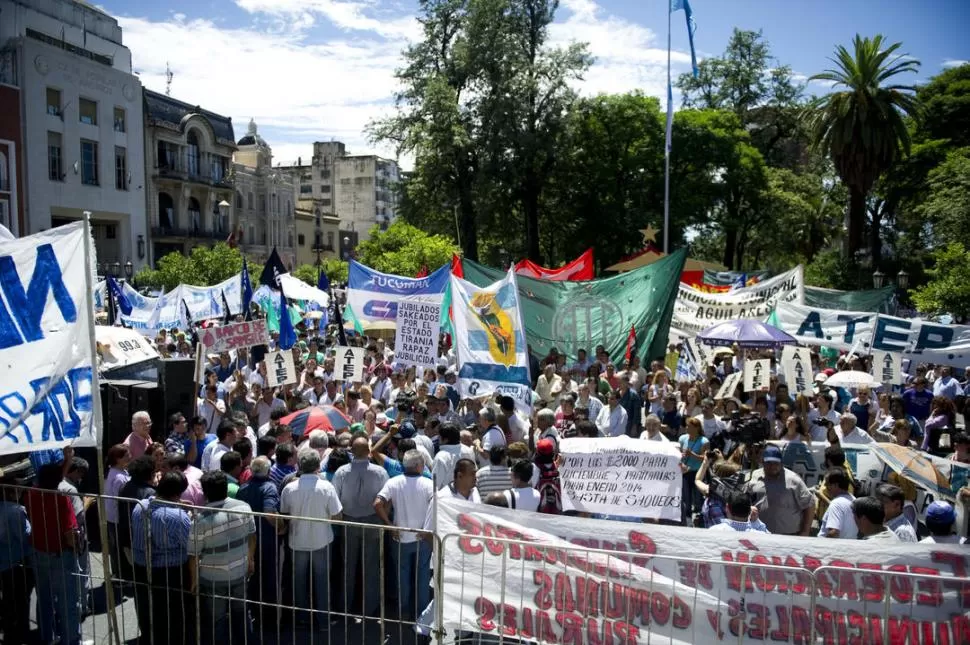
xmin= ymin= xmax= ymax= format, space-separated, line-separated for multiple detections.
xmin=134 ymin=244 xmax=261 ymax=291
xmin=910 ymin=242 xmax=970 ymax=321
xmin=916 ymin=63 xmax=970 ymax=147
xmin=290 ymin=260 xmax=349 ymax=287
xmin=917 ymin=148 xmax=970 ymax=250
xmin=804 ymin=35 xmax=920 ymax=261
xmin=355 ymin=221 xmax=459 ymax=276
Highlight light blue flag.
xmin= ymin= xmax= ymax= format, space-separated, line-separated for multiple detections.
xmin=665 ymin=81 xmax=674 ymax=155
xmin=670 ymin=0 xmax=699 ymax=78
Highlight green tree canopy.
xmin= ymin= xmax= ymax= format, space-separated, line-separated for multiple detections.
xmin=290 ymin=260 xmax=350 ymax=287
xmin=355 ymin=221 xmax=459 ymax=276
xmin=910 ymin=242 xmax=970 ymax=321
xmin=134 ymin=244 xmax=261 ymax=291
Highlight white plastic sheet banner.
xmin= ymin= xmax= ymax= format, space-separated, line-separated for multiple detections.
xmin=278 ymin=272 xmax=330 ymax=308
xmin=743 ymin=358 xmax=771 ymax=393
xmin=121 ymin=273 xmax=243 ymax=334
xmin=871 ymin=350 xmax=903 ymax=385
xmin=0 ymin=222 xmax=99 ymax=452
xmin=433 ymin=496 xmax=968 ymax=645
xmin=780 ymin=345 xmax=814 ymax=396
xmin=771 ymin=302 xmax=876 ymax=351
xmin=558 ymin=437 xmax=683 ymax=519
xmin=673 ymin=265 xmax=804 ymax=334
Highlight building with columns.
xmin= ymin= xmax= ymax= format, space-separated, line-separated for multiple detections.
xmin=231 ymin=119 xmax=296 ymax=268
xmin=142 ymin=88 xmax=235 ymax=262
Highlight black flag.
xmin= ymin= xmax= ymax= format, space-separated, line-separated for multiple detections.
xmin=333 ymin=297 xmax=349 ymax=347
xmin=259 ymin=247 xmax=287 ymax=288
xmin=222 ymin=289 xmax=232 ymax=325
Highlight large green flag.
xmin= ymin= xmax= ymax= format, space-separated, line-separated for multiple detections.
xmin=804 ymin=285 xmax=896 ymax=313
xmin=460 ymin=249 xmax=686 ymax=363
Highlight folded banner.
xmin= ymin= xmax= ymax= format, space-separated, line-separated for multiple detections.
xmin=558 ymin=437 xmax=683 ymax=519
xmin=514 ymin=248 xmax=594 ymax=281
xmin=433 ymin=496 xmax=967 ymax=645
xmin=673 ymin=265 xmax=804 ymax=335
xmin=0 ymin=222 xmax=98 ymax=452
xmin=458 ymin=249 xmax=686 ymax=363
xmin=121 ymin=274 xmax=243 ymax=334
xmin=451 ymin=269 xmax=532 ymax=413
xmin=278 ymin=272 xmax=330 ymax=308
xmin=346 ymin=261 xmax=450 ymax=327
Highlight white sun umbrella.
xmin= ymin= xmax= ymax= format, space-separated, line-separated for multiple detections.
xmin=822 ymin=370 xmax=878 ymax=389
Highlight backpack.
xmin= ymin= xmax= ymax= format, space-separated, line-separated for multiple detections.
xmin=535 ymin=462 xmax=562 ymax=515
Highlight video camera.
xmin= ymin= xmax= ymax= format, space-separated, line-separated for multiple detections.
xmin=710 ymin=410 xmax=772 ymax=453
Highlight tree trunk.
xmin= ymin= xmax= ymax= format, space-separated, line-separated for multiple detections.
xmin=847 ymin=186 xmax=866 ymax=257
xmin=722 ymin=228 xmax=738 ymax=270
xmin=459 ymin=190 xmax=477 ymax=262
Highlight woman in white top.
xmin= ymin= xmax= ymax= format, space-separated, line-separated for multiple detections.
xmin=779 ymin=415 xmax=810 ymax=443
xmin=678 ymin=388 xmax=702 ymax=419
xmin=646 ymin=370 xmax=672 ymax=416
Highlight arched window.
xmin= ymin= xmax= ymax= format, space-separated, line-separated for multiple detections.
xmin=158 ymin=192 xmax=175 ymax=229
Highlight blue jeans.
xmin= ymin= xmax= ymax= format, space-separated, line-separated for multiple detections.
xmin=395 ymin=540 xmax=431 ymax=620
xmin=200 ymin=577 xmax=252 ymax=644
xmin=292 ymin=546 xmax=331 ymax=630
xmin=32 ymin=550 xmax=82 ymax=645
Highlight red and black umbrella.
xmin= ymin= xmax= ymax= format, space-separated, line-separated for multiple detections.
xmin=280 ymin=405 xmax=351 ymax=437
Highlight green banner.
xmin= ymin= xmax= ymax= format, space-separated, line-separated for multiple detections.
xmin=803 ymin=285 xmax=896 ymax=313
xmin=460 ymin=249 xmax=686 ymax=363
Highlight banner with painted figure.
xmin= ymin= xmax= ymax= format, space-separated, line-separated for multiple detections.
xmin=451 ymin=269 xmax=532 ymax=413
xmin=0 ymin=222 xmax=99 ymax=453
xmin=346 ymin=261 xmax=450 ymax=329
xmin=433 ymin=497 xmax=968 ymax=645
xmin=769 ymin=302 xmax=877 ymax=351
xmin=514 ymin=248 xmax=594 ymax=281
xmin=457 ymin=249 xmax=686 ymax=364
xmin=672 ymin=265 xmax=804 ymax=335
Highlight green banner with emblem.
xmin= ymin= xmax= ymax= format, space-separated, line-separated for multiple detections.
xmin=459 ymin=249 xmax=686 ymax=363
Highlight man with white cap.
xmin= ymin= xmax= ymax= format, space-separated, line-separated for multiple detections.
xmin=920 ymin=501 xmax=965 ymax=544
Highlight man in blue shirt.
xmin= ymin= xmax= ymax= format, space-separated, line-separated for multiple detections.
xmin=0 ymin=477 xmax=31 ymax=643
xmin=236 ymin=456 xmax=282 ymax=632
xmin=191 ymin=416 xmax=217 ymax=470
xmin=902 ymin=378 xmax=934 ymax=427
xmin=131 ymin=471 xmax=192 ymax=645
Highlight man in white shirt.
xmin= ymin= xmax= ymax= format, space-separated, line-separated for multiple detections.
xmin=852 ymin=496 xmax=900 ymax=542
xmin=819 ymin=469 xmax=858 ymax=539
xmin=640 ymin=414 xmax=669 ymax=441
xmin=837 ymin=412 xmax=874 ymax=445
xmin=280 ymin=450 xmax=342 ymax=627
xmin=502 ymin=460 xmax=541 ymax=511
xmin=474 ymin=407 xmax=506 ymax=466
xmin=500 ymin=396 xmax=530 ymax=444
xmin=370 ymin=365 xmax=393 ymax=405
xmin=695 ymin=398 xmax=726 ymax=439
xmin=932 ymin=366 xmax=964 ymax=401
xmin=708 ymin=491 xmax=771 ymax=533
xmin=595 ymin=389 xmax=628 ymax=437
xmin=432 ymin=422 xmax=473 ymax=488
xmin=374 ymin=450 xmax=435 ymax=619
xmin=302 ymin=376 xmax=329 ymax=405
xmin=200 ymin=421 xmax=237 ymax=472
xmin=437 ymin=458 xmax=480 ymax=503
xmin=875 ymin=484 xmax=918 ymax=542
xmin=254 ymin=387 xmax=286 ymax=429
xmin=530 ymin=408 xmax=560 ymax=452
xmin=576 ymin=382 xmax=603 ymax=423
xmin=197 ymin=384 xmax=226 ymax=431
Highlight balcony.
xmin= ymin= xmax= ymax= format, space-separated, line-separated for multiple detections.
xmin=154 ymin=160 xmax=232 ymax=188
xmin=152 ymin=225 xmax=227 ymax=241
xmin=312 ymin=243 xmax=335 ymax=253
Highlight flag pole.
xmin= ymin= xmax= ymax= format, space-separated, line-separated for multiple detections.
xmin=663 ymin=1 xmax=672 ymax=256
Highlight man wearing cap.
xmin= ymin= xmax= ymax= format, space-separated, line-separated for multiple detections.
xmin=920 ymin=501 xmax=965 ymax=544
xmin=744 ymin=445 xmax=815 ymax=536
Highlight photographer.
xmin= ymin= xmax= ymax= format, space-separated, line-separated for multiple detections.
xmin=694 ymin=448 xmax=742 ymax=527
xmin=807 ymin=392 xmax=840 ymax=441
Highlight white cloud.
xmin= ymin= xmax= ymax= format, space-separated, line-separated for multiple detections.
xmin=117 ymin=0 xmax=689 ymax=171
xmin=942 ymin=59 xmax=968 ymax=69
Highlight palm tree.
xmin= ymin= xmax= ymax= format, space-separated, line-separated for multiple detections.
xmin=804 ymin=35 xmax=920 ymax=263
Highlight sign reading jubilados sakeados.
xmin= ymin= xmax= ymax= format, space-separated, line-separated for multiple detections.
xmin=433 ymin=497 xmax=969 ymax=645
xmin=346 ymin=261 xmax=449 ymax=326
xmin=0 ymin=222 xmax=99 ymax=453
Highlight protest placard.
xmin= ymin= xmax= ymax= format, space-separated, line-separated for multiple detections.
xmin=743 ymin=358 xmax=771 ymax=392
xmin=871 ymin=350 xmax=903 ymax=385
xmin=394 ymin=298 xmax=441 ymax=369
xmin=266 ymin=350 xmax=297 ymax=387
xmin=714 ymin=371 xmax=743 ymax=400
xmin=781 ymin=345 xmax=814 ymax=396
xmin=557 ymin=437 xmax=682 ymax=520
xmin=198 ymin=319 xmax=268 ymax=354
xmin=338 ymin=346 xmax=366 ymax=383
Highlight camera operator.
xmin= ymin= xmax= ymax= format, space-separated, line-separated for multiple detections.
xmin=808 ymin=391 xmax=840 ymax=441
xmin=694 ymin=448 xmax=743 ymax=527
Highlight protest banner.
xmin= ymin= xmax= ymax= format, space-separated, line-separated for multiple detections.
xmin=434 ymin=496 xmax=969 ymax=645
xmin=672 ymin=265 xmax=804 ymax=334
xmin=394 ymin=297 xmax=441 ymax=369
xmin=0 ymin=222 xmax=99 ymax=452
xmin=120 ymin=273 xmax=243 ymax=334
xmin=338 ymin=346 xmax=365 ymax=382
xmin=780 ymin=345 xmax=814 ymax=396
xmin=451 ymin=269 xmax=532 ymax=414
xmin=265 ymin=350 xmax=297 ymax=387
xmin=198 ymin=319 xmax=268 ymax=354
xmin=557 ymin=437 xmax=682 ymax=520
xmin=458 ymin=249 xmax=685 ymax=366
xmin=769 ymin=302 xmax=876 ymax=351
xmin=346 ymin=260 xmax=450 ymax=327
xmin=714 ymin=371 xmax=743 ymax=400
xmin=871 ymin=350 xmax=903 ymax=385
xmin=743 ymin=358 xmax=771 ymax=392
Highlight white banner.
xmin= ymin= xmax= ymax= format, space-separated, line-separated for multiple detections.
xmin=278 ymin=272 xmax=329 ymax=308
xmin=558 ymin=437 xmax=682 ymax=520
xmin=743 ymin=358 xmax=771 ymax=393
xmin=871 ymin=350 xmax=903 ymax=385
xmin=780 ymin=345 xmax=814 ymax=396
xmin=434 ymin=496 xmax=967 ymax=645
xmin=394 ymin=298 xmax=441 ymax=370
xmin=337 ymin=346 xmax=365 ymax=383
xmin=120 ymin=274 xmax=243 ymax=334
xmin=266 ymin=350 xmax=297 ymax=387
xmin=0 ymin=222 xmax=99 ymax=452
xmin=198 ymin=319 xmax=269 ymax=354
xmin=451 ymin=269 xmax=532 ymax=414
xmin=96 ymin=326 xmax=159 ymax=371
xmin=714 ymin=371 xmax=743 ymax=400
xmin=673 ymin=266 xmax=804 ymax=334
xmin=771 ymin=302 xmax=876 ymax=351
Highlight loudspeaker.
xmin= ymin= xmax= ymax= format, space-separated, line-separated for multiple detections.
xmin=157 ymin=358 xmax=197 ymax=426
xmin=100 ymin=379 xmax=139 ymax=448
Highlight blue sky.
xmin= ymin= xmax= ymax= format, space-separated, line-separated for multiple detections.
xmin=97 ymin=0 xmax=970 ymax=168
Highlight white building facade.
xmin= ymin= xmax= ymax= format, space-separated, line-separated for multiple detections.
xmin=0 ymin=0 xmax=147 ymax=269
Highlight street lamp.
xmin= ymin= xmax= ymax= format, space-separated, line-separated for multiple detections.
xmin=218 ymin=199 xmax=230 ymax=235
xmin=896 ymin=269 xmax=910 ymax=290
xmin=872 ymin=269 xmax=886 ymax=289
xmin=124 ymin=260 xmax=133 ymax=279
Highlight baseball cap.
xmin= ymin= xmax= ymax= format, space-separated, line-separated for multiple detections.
xmin=536 ymin=438 xmax=556 ymax=457
xmin=398 ymin=420 xmax=417 ymax=439
xmin=925 ymin=501 xmax=956 ymax=524
xmin=762 ymin=445 xmax=783 ymax=463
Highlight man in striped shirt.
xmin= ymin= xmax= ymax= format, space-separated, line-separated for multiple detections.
xmin=476 ymin=446 xmax=512 ymax=497
xmin=189 ymin=470 xmax=256 ymax=643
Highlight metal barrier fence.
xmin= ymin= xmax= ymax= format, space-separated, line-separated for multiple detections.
xmin=0 ymin=482 xmax=967 ymax=645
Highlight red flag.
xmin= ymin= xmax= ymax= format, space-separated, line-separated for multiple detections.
xmin=624 ymin=324 xmax=636 ymax=362
xmin=451 ymin=253 xmax=464 ymax=279
xmin=415 ymin=265 xmax=429 ymax=278
xmin=514 ymin=248 xmax=594 ymax=281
